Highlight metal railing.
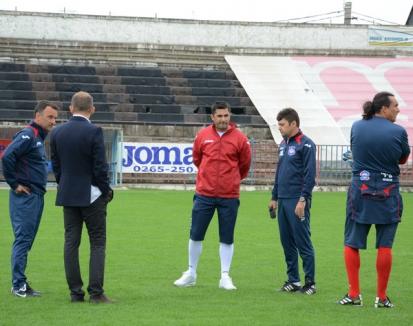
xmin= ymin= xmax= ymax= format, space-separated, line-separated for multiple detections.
xmin=1 ymin=127 xmax=412 ymax=187
xmin=118 ymin=140 xmax=413 ymax=187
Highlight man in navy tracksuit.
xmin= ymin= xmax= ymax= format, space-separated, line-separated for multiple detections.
xmin=2 ymin=101 xmax=59 ymax=298
xmin=269 ymin=108 xmax=317 ymax=295
xmin=338 ymin=92 xmax=410 ymax=308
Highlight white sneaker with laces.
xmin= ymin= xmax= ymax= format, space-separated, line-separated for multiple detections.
xmin=219 ymin=275 xmax=237 ymax=290
xmin=174 ymin=271 xmax=196 ymax=287
xmin=11 ymin=284 xmax=27 ymax=298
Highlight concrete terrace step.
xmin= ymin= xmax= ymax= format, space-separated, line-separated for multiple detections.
xmin=0 ymin=80 xmax=172 ymax=95
xmin=0 ymin=38 xmax=230 ymax=68
xmin=0 ymin=100 xmax=258 ymax=116
xmin=0 ymin=80 xmax=247 ymax=97
xmin=0 ymin=100 xmax=120 ymax=112
xmin=161 ymin=67 xmax=236 ymax=80
xmin=0 ymin=72 xmax=242 ymax=88
xmin=0 ymin=99 xmax=182 ymax=113
xmin=0 ymin=62 xmax=237 ymax=80
xmin=0 ymin=43 xmax=227 ymax=61
xmin=0 ymin=108 xmax=266 ymax=126
xmin=0 ymin=49 xmax=227 ymax=68
xmin=0 ymin=90 xmax=253 ymax=107
xmin=167 ymin=78 xmax=241 ymax=88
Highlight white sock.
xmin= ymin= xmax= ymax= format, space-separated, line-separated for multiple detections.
xmin=188 ymin=239 xmax=202 ymax=276
xmin=219 ymin=242 xmax=234 ymax=277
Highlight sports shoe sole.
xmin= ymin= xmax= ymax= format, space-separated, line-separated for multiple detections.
xmin=174 ymin=281 xmax=196 ymax=287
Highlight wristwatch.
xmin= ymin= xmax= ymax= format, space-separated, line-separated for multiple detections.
xmin=299 ymin=196 xmax=306 ymax=202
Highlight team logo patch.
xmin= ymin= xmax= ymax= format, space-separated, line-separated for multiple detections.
xmin=288 ymin=146 xmax=296 ymax=156
xmin=359 ymin=170 xmax=370 ymax=181
xmin=381 ymin=172 xmax=393 ymax=182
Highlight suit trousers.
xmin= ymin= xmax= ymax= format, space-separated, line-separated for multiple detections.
xmin=63 ymin=196 xmax=107 ymax=297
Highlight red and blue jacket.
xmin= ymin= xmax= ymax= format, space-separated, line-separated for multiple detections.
xmin=347 ymin=116 xmax=410 ymax=224
xmin=351 ymin=116 xmax=410 ymax=176
xmin=272 ymin=130 xmax=316 ymax=200
xmin=193 ymin=122 xmax=251 ymax=198
xmin=2 ymin=122 xmax=48 ymax=194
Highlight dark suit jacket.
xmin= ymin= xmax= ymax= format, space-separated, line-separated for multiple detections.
xmin=50 ymin=116 xmax=111 ymax=207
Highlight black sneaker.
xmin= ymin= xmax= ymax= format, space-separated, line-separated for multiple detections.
xmin=301 ymin=282 xmax=316 ymax=295
xmin=11 ymin=285 xmax=27 ymax=298
xmin=11 ymin=283 xmax=41 ymax=298
xmin=279 ymin=281 xmax=301 ymax=292
xmin=374 ymin=296 xmax=394 ymax=308
xmin=337 ymin=293 xmax=363 ymax=306
xmin=26 ymin=283 xmax=41 ymax=297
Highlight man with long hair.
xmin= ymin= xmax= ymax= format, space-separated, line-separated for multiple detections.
xmin=338 ymin=92 xmax=410 ymax=308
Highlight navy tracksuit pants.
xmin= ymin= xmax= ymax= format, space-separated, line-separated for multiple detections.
xmin=9 ymin=191 xmax=44 ymax=289
xmin=277 ymin=198 xmax=315 ymax=284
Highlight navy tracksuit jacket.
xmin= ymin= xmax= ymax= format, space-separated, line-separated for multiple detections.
xmin=2 ymin=122 xmax=48 ymax=194
xmin=347 ymin=116 xmax=410 ymax=225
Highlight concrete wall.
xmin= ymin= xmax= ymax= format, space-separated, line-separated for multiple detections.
xmin=1 ymin=10 xmax=412 ymax=52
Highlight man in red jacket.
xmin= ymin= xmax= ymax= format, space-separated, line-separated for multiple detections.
xmin=174 ymin=101 xmax=251 ymax=290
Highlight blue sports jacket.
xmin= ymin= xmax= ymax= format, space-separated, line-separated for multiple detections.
xmin=272 ymin=130 xmax=316 ymax=200
xmin=346 ymin=116 xmax=410 ymax=224
xmin=2 ymin=122 xmax=48 ymax=194
xmin=351 ymin=116 xmax=410 ymax=176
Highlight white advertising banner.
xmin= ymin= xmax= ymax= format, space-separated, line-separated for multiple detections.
xmin=121 ymin=142 xmax=197 ymax=174
xmin=369 ymin=27 xmax=413 ymax=46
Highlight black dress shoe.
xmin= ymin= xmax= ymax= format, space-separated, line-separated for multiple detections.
xmin=71 ymin=295 xmax=85 ymax=303
xmin=89 ymin=294 xmax=113 ymax=304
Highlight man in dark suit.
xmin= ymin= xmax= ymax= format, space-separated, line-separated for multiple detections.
xmin=50 ymin=91 xmax=113 ymax=303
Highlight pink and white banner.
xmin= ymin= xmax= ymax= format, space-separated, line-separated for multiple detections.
xmin=226 ymin=55 xmax=413 ymax=146
xmin=293 ymin=56 xmax=413 ymax=143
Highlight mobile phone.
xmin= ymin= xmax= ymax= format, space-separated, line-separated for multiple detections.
xmin=269 ymin=207 xmax=276 ymax=219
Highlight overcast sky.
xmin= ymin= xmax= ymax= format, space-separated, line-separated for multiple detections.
xmin=0 ymin=0 xmax=411 ymax=25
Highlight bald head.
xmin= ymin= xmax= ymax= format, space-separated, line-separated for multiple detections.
xmin=70 ymin=91 xmax=94 ymax=115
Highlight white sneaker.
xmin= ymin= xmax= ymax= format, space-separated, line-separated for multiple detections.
xmin=219 ymin=275 xmax=237 ymax=290
xmin=174 ymin=271 xmax=196 ymax=287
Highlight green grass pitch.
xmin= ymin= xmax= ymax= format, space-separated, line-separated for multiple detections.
xmin=0 ymin=190 xmax=412 ymax=325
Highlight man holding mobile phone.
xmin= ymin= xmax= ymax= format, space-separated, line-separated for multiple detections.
xmin=268 ymin=108 xmax=317 ymax=295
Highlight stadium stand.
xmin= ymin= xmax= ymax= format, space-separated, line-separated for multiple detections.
xmin=0 ymin=59 xmax=276 ymax=186
xmin=0 ymin=23 xmax=411 ymax=186
xmin=0 ymin=62 xmax=265 ymax=127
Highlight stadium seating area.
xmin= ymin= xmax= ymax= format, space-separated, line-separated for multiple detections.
xmin=0 ymin=62 xmax=266 ymax=126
